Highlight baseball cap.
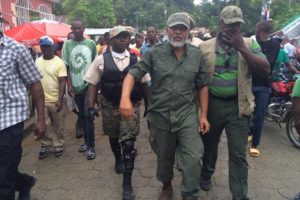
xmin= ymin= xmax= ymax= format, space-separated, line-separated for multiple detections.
xmin=167 ymin=12 xmax=190 ymax=29
xmin=220 ymin=5 xmax=245 ymax=25
xmin=39 ymin=36 xmax=54 ymax=46
xmin=110 ymin=26 xmax=130 ymax=39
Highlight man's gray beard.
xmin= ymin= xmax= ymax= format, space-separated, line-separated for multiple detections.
xmin=169 ymin=37 xmax=188 ymax=47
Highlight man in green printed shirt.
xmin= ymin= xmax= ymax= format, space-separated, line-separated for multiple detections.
xmin=120 ymin=13 xmax=210 ymax=200
xmin=62 ymin=19 xmax=97 ymax=160
xmin=292 ymin=78 xmax=300 ymax=136
xmin=199 ymin=6 xmax=270 ymax=200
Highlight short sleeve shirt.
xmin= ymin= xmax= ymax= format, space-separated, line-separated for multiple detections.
xmin=292 ymin=78 xmax=300 ymax=97
xmin=84 ymin=50 xmax=150 ymax=85
xmin=129 ymin=42 xmax=209 ymax=131
xmin=35 ymin=56 xmax=67 ymax=102
xmin=0 ymin=35 xmax=42 ymax=130
xmin=62 ymin=39 xmax=97 ymax=93
xmin=210 ymin=36 xmax=264 ymax=97
xmin=272 ymin=49 xmax=289 ymax=82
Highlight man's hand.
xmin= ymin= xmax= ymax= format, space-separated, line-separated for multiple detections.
xmin=68 ymin=85 xmax=76 ymax=97
xmin=119 ymin=97 xmax=135 ymax=119
xmin=222 ymin=30 xmax=246 ymax=52
xmin=199 ymin=116 xmax=210 ymax=134
xmin=34 ymin=119 xmax=46 ymax=140
xmin=88 ymin=107 xmax=99 ymax=121
xmin=55 ymin=100 xmax=63 ymax=112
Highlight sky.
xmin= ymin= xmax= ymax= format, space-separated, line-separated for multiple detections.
xmin=194 ymin=0 xmax=202 ymax=5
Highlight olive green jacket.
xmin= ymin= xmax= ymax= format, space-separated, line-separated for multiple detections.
xmin=199 ymin=37 xmax=255 ymax=116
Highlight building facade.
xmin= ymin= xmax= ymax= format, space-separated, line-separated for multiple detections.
xmin=0 ymin=0 xmax=58 ymax=31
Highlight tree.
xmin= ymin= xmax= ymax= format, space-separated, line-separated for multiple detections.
xmin=61 ymin=0 xmax=116 ymax=28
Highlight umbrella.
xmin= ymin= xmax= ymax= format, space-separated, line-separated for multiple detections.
xmin=4 ymin=19 xmax=71 ymax=46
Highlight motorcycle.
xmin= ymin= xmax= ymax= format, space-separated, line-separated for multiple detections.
xmin=266 ymin=72 xmax=300 ymax=149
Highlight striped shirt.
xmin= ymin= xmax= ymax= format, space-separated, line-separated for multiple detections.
xmin=209 ymin=34 xmax=263 ymax=97
xmin=0 ymin=35 xmax=42 ymax=130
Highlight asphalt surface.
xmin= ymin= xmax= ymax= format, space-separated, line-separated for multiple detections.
xmin=19 ymin=110 xmax=300 ymax=200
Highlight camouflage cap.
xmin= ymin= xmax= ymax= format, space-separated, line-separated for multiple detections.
xmin=220 ymin=5 xmax=245 ymax=24
xmin=167 ymin=12 xmax=190 ymax=29
xmin=178 ymin=12 xmax=195 ymax=29
xmin=110 ymin=25 xmax=130 ymax=39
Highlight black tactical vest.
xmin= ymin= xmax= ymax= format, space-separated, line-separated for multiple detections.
xmin=100 ymin=51 xmax=142 ymax=105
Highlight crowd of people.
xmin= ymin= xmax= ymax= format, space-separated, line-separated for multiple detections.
xmin=1 ymin=4 xmax=300 ymax=200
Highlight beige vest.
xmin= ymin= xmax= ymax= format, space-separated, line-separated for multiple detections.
xmin=199 ymin=37 xmax=255 ymax=116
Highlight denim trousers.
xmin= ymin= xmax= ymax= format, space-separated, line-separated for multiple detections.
xmin=74 ymin=92 xmax=95 ymax=148
xmin=0 ymin=122 xmax=28 ymax=200
xmin=250 ymin=86 xmax=271 ymax=147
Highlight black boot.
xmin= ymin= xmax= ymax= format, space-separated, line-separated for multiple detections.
xmin=122 ymin=139 xmax=136 ymax=200
xmin=109 ymin=138 xmax=123 ymax=174
xmin=123 ymin=171 xmax=134 ymax=200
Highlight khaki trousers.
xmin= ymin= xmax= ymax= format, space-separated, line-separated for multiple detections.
xmin=40 ymin=102 xmax=66 ymax=147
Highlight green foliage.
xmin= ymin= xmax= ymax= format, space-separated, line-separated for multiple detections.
xmin=271 ymin=0 xmax=300 ymax=30
xmin=61 ymin=0 xmax=115 ymax=28
xmin=55 ymin=0 xmax=300 ymax=33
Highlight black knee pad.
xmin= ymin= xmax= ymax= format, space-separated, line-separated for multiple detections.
xmin=121 ymin=139 xmax=135 ymax=171
xmin=109 ymin=137 xmax=121 ymax=152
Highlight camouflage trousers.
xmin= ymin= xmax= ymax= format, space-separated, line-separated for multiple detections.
xmin=100 ymin=96 xmax=140 ymax=142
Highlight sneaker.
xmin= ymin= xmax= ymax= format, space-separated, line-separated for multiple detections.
xmin=75 ymin=120 xmax=84 ymax=139
xmin=39 ymin=144 xmax=50 ymax=160
xmin=78 ymin=144 xmax=88 ymax=153
xmin=86 ymin=147 xmax=96 ymax=160
xmin=199 ymin=178 xmax=211 ymax=191
xmin=54 ymin=146 xmax=64 ymax=157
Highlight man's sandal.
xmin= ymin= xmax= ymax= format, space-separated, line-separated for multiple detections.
xmin=249 ymin=148 xmax=261 ymax=157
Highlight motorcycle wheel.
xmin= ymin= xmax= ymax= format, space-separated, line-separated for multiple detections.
xmin=286 ymin=114 xmax=300 ymax=149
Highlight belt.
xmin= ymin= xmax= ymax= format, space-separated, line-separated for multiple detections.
xmin=209 ymin=93 xmax=238 ymax=101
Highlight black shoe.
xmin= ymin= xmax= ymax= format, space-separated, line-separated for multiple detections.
xmin=17 ymin=176 xmax=36 ymax=200
xmin=78 ymin=144 xmax=88 ymax=153
xmin=86 ymin=147 xmax=96 ymax=160
xmin=199 ymin=178 xmax=211 ymax=191
xmin=123 ymin=185 xmax=134 ymax=200
xmin=38 ymin=145 xmax=49 ymax=160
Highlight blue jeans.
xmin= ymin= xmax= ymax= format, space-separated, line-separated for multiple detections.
xmin=74 ymin=92 xmax=95 ymax=148
xmin=250 ymin=86 xmax=271 ymax=147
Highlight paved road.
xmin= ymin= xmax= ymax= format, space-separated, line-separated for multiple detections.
xmin=19 ymin=111 xmax=300 ymax=200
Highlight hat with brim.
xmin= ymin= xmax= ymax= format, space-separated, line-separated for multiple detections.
xmin=110 ymin=26 xmax=130 ymax=39
xmin=220 ymin=5 xmax=245 ymax=24
xmin=167 ymin=13 xmax=190 ymax=29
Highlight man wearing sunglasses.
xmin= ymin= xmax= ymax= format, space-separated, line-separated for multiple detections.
xmin=199 ymin=5 xmax=270 ymax=200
